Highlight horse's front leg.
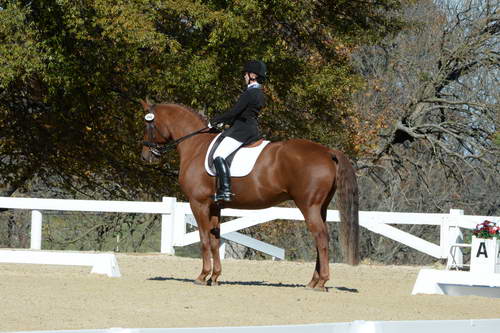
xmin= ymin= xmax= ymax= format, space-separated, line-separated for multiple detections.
xmin=190 ymin=201 xmax=221 ymax=285
xmin=195 ymin=229 xmax=211 ymax=285
xmin=207 ymin=204 xmax=222 ymax=285
xmin=190 ymin=201 xmax=211 ymax=285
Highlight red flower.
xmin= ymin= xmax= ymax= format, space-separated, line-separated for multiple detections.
xmin=474 ymin=220 xmax=499 ymax=239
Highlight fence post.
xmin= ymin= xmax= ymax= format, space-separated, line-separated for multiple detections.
xmin=219 ymin=239 xmax=226 ymax=260
xmin=172 ymin=201 xmax=186 ymax=248
xmin=30 ymin=210 xmax=42 ymax=250
xmin=161 ymin=197 xmax=176 ymax=254
xmin=447 ymin=209 xmax=464 ymax=267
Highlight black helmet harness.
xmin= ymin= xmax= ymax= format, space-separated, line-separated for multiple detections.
xmin=244 ymin=60 xmax=267 ymax=84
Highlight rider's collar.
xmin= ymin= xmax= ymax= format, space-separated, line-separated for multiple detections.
xmin=247 ymin=82 xmax=261 ymax=89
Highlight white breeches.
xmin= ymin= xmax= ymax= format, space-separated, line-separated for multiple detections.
xmin=213 ymin=136 xmax=244 ymax=159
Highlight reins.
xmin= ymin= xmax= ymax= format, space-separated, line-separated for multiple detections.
xmin=143 ymin=126 xmax=213 ymax=155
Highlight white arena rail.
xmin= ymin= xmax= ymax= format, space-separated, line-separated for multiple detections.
xmin=1 ymin=196 xmax=499 ymax=270
xmin=5 ymin=319 xmax=500 ymax=333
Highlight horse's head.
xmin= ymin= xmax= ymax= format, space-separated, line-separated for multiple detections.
xmin=140 ymin=100 xmax=171 ymax=163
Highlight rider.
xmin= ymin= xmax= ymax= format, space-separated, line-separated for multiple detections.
xmin=210 ymin=60 xmax=267 ymax=202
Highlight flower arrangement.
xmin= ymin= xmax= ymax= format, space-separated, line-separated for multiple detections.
xmin=473 ymin=220 xmax=500 ymax=239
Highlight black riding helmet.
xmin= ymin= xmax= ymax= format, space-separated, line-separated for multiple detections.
xmin=243 ymin=60 xmax=267 ymax=83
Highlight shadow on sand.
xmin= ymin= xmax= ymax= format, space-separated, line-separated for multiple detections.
xmin=148 ymin=276 xmax=358 ymax=293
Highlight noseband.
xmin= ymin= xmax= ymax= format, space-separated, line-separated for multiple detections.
xmin=142 ymin=107 xmax=213 ymax=156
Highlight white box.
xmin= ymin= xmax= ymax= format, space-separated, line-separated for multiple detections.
xmin=470 ymin=237 xmax=500 ymax=274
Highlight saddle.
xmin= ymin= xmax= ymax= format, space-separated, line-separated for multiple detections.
xmin=204 ymin=134 xmax=270 ymax=177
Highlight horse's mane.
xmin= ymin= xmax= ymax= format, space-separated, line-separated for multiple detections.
xmin=159 ymin=102 xmax=208 ymax=124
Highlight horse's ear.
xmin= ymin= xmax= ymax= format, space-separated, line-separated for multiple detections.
xmin=139 ymin=99 xmax=150 ymax=111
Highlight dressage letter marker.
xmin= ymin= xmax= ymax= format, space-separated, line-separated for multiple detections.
xmin=476 ymin=242 xmax=488 ymax=258
xmin=470 ymin=237 xmax=500 ymax=274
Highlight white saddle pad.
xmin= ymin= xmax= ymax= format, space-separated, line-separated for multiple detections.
xmin=205 ymin=134 xmax=270 ymax=177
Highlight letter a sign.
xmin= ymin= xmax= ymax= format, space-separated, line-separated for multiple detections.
xmin=476 ymin=242 xmax=488 ymax=258
xmin=471 ymin=237 xmax=500 ymax=274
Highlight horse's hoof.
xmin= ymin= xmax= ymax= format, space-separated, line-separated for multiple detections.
xmin=194 ymin=279 xmax=207 ymax=286
xmin=305 ymin=281 xmax=318 ymax=290
xmin=208 ymin=280 xmax=220 ymax=286
xmin=305 ymin=283 xmax=318 ymax=290
xmin=305 ymin=286 xmax=328 ymax=292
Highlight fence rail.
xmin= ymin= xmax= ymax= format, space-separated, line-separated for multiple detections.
xmin=1 ymin=196 xmax=499 ymax=265
xmin=4 ymin=319 xmax=500 ymax=333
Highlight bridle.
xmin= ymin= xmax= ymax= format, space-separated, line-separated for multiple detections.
xmin=142 ymin=106 xmax=213 ymax=156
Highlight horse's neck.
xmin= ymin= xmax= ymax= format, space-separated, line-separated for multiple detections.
xmin=170 ymin=119 xmax=203 ymax=140
xmin=163 ymin=106 xmax=204 ymax=139
xmin=166 ymin=107 xmax=208 ymax=160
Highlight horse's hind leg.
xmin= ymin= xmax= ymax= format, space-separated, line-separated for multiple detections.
xmin=301 ymin=205 xmax=330 ymax=291
xmin=306 ymin=250 xmax=321 ymax=290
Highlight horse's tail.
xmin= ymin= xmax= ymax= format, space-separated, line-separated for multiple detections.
xmin=331 ymin=150 xmax=360 ymax=265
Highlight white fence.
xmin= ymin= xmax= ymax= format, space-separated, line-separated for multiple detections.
xmin=1 ymin=196 xmax=499 ymax=265
xmin=6 ymin=319 xmax=500 ymax=333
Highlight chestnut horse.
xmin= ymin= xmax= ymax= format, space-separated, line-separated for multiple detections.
xmin=140 ymin=101 xmax=359 ymax=291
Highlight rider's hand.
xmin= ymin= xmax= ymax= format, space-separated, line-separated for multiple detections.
xmin=210 ymin=119 xmax=224 ymax=129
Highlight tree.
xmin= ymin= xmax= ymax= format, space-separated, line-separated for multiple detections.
xmin=0 ymin=0 xmax=402 ymax=253
xmin=0 ymin=0 xmax=402 ymax=200
xmin=341 ymin=0 xmax=499 ymax=264
xmin=352 ymin=0 xmax=499 ymax=213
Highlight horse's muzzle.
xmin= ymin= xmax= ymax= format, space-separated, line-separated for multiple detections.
xmin=141 ymin=147 xmax=159 ymax=163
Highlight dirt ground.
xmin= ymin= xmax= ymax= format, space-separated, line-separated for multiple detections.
xmin=1 ymin=253 xmax=500 ymax=332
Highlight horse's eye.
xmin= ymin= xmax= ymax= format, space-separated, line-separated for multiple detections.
xmin=145 ymin=113 xmax=155 ymax=122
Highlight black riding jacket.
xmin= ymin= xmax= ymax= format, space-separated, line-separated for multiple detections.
xmin=212 ymin=84 xmax=265 ymax=144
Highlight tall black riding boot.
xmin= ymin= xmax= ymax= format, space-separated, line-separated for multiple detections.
xmin=213 ymin=157 xmax=234 ymax=202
